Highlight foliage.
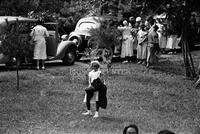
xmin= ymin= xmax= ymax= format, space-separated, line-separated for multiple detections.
xmin=0 ymin=22 xmax=34 ymax=62
xmin=0 ymin=0 xmax=37 ymax=16
xmin=89 ymin=17 xmax=122 ymax=48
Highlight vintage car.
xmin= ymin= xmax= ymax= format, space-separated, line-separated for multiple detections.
xmin=68 ymin=16 xmax=120 ymax=62
xmin=0 ymin=16 xmax=77 ymax=66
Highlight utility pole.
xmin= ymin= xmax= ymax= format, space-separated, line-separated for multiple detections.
xmin=16 ymin=18 xmax=20 ymax=90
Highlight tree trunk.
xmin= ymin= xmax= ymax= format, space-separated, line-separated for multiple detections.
xmin=181 ymin=0 xmax=196 ymax=79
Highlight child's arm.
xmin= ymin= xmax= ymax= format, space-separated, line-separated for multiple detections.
xmin=88 ymin=72 xmax=92 ymax=86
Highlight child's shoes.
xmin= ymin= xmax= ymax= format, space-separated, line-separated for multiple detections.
xmin=82 ymin=110 xmax=92 ymax=116
xmin=93 ymin=111 xmax=99 ymax=118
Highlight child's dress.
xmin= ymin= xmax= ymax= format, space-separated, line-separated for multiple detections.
xmin=83 ymin=69 xmax=101 ymax=103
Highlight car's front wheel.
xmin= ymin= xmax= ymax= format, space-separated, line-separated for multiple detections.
xmin=62 ymin=47 xmax=77 ymax=65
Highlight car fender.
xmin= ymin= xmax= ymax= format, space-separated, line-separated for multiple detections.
xmin=56 ymin=40 xmax=77 ymax=59
xmin=68 ymin=33 xmax=82 ymax=46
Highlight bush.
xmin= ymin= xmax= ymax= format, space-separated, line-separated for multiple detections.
xmin=89 ymin=17 xmax=122 ymax=48
xmin=0 ymin=23 xmax=34 ymax=63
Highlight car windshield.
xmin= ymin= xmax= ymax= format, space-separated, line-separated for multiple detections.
xmin=77 ymin=22 xmax=97 ymax=31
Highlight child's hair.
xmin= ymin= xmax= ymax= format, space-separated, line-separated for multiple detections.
xmin=123 ymin=124 xmax=139 ymax=134
xmin=157 ymin=130 xmax=175 ymax=134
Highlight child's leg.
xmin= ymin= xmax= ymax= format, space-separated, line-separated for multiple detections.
xmin=86 ymin=101 xmax=91 ymax=111
xmin=93 ymin=101 xmax=99 ymax=118
xmin=82 ymin=94 xmax=92 ymax=115
xmin=95 ymin=101 xmax=99 ymax=112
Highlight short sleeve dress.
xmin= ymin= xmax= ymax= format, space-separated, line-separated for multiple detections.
xmin=30 ymin=25 xmax=49 ymax=60
xmin=83 ymin=69 xmax=101 ymax=103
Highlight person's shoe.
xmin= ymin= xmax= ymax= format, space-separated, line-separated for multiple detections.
xmin=168 ymin=52 xmax=173 ymax=55
xmin=122 ymin=60 xmax=128 ymax=64
xmin=42 ymin=67 xmax=46 ymax=70
xmin=82 ymin=110 xmax=92 ymax=116
xmin=36 ymin=66 xmax=40 ymax=70
xmin=93 ymin=111 xmax=99 ymax=118
xmin=137 ymin=61 xmax=142 ymax=64
xmin=142 ymin=61 xmax=146 ymax=65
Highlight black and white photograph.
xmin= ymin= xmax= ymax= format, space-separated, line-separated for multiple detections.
xmin=0 ymin=0 xmax=200 ymax=134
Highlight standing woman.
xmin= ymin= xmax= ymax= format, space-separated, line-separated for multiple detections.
xmin=137 ymin=24 xmax=148 ymax=65
xmin=156 ymin=19 xmax=167 ymax=53
xmin=166 ymin=18 xmax=180 ymax=54
xmin=118 ymin=20 xmax=134 ymax=63
xmin=30 ymin=21 xmax=49 ymax=70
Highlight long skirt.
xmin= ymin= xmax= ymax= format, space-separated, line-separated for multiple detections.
xmin=147 ymin=43 xmax=159 ymax=64
xmin=121 ymin=36 xmax=134 ymax=58
xmin=159 ymin=35 xmax=167 ymax=49
xmin=137 ymin=41 xmax=147 ymax=60
xmin=166 ymin=35 xmax=180 ymax=49
xmin=33 ymin=38 xmax=47 ymax=60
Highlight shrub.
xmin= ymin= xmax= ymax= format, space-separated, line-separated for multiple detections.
xmin=89 ymin=17 xmax=122 ymax=49
xmin=0 ymin=22 xmax=34 ymax=64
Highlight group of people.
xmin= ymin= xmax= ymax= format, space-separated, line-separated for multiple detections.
xmin=117 ymin=15 xmax=181 ymax=68
xmin=123 ymin=124 xmax=175 ymax=134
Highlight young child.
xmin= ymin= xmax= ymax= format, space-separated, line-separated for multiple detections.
xmin=82 ymin=60 xmax=102 ymax=118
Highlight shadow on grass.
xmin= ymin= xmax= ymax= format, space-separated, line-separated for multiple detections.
xmin=151 ymin=60 xmax=185 ymax=76
xmin=99 ymin=116 xmax=126 ymax=124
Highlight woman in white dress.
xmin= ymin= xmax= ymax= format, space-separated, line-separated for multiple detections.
xmin=30 ymin=22 xmax=49 ymax=70
xmin=118 ymin=20 xmax=134 ymax=63
xmin=166 ymin=19 xmax=180 ymax=54
xmin=156 ymin=19 xmax=167 ymax=53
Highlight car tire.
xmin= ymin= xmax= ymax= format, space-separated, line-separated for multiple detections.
xmin=5 ymin=57 xmax=21 ymax=67
xmin=76 ymin=54 xmax=82 ymax=61
xmin=62 ymin=47 xmax=77 ymax=65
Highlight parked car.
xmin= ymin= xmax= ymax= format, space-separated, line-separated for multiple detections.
xmin=68 ymin=16 xmax=120 ymax=62
xmin=0 ymin=16 xmax=77 ymax=66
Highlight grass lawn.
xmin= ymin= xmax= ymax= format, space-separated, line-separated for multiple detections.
xmin=0 ymin=50 xmax=200 ymax=134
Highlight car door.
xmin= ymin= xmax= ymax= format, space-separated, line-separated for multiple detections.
xmin=43 ymin=23 xmax=59 ymax=57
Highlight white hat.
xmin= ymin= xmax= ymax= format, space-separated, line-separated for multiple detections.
xmin=136 ymin=17 xmax=142 ymax=22
xmin=90 ymin=60 xmax=101 ymax=68
xmin=123 ymin=20 xmax=128 ymax=25
xmin=129 ymin=16 xmax=134 ymax=21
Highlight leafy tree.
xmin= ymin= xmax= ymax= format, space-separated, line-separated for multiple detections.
xmin=0 ymin=20 xmax=34 ymax=64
